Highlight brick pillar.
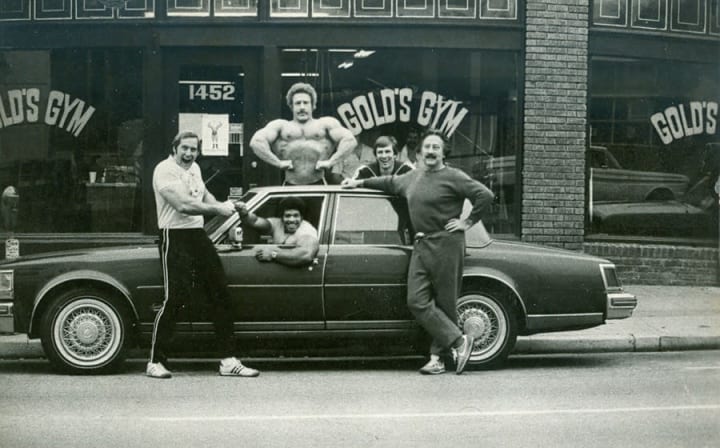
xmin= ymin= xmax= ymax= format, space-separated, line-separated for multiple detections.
xmin=522 ymin=0 xmax=589 ymax=250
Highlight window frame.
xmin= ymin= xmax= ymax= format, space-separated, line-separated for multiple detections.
xmin=332 ymin=193 xmax=412 ymax=247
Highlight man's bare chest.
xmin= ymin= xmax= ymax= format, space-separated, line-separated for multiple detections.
xmin=280 ymin=122 xmax=329 ymax=141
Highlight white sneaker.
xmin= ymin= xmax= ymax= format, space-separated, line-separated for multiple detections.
xmin=146 ymin=361 xmax=172 ymax=379
xmin=219 ymin=357 xmax=260 ymax=377
xmin=452 ymin=335 xmax=475 ymax=375
xmin=419 ymin=357 xmax=446 ymax=375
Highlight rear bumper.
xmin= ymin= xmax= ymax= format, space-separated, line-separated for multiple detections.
xmin=607 ymin=292 xmax=637 ymax=319
xmin=0 ymin=302 xmax=14 ymax=334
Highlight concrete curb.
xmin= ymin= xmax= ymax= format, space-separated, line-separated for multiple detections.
xmin=515 ymin=335 xmax=720 ymax=354
xmin=1 ymin=334 xmax=719 ymax=361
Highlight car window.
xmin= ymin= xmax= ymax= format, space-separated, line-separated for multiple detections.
xmin=205 ymin=191 xmax=256 ymax=235
xmin=228 ymin=194 xmax=325 ymax=245
xmin=334 ymin=195 xmax=411 ymax=245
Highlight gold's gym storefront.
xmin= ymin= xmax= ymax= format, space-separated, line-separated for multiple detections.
xmin=0 ymin=0 xmax=718 ymax=284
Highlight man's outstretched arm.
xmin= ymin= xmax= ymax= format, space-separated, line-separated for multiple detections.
xmin=234 ymin=202 xmax=272 ymax=233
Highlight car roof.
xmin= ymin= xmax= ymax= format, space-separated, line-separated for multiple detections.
xmin=248 ymin=185 xmax=382 ymax=195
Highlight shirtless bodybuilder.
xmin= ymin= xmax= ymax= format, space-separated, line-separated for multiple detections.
xmin=249 ymin=83 xmax=357 ymax=185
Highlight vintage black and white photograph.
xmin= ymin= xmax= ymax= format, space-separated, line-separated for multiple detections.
xmin=0 ymin=1 xmax=718 ymax=446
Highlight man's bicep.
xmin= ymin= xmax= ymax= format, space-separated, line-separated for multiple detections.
xmin=296 ymin=234 xmax=319 ymax=256
xmin=325 ymin=117 xmax=355 ymax=143
xmin=252 ymin=121 xmax=282 ymax=145
xmin=159 ymin=183 xmax=191 ymax=210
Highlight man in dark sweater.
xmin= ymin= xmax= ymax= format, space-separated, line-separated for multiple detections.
xmin=353 ymin=135 xmax=414 ymax=180
xmin=342 ymin=130 xmax=494 ymax=375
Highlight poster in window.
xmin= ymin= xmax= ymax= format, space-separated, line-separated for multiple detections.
xmin=201 ymin=114 xmax=230 ymax=157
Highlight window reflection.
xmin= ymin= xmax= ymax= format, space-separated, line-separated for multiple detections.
xmin=0 ymin=49 xmax=144 ymax=233
xmin=588 ymin=57 xmax=720 ymax=240
xmin=280 ymin=47 xmax=520 ymax=235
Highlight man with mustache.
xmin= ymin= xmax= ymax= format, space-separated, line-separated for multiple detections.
xmin=352 ymin=135 xmax=414 ymax=180
xmin=342 ymin=130 xmax=494 ymax=375
xmin=250 ymin=83 xmax=357 ymax=185
xmin=148 ymin=131 xmax=259 ymax=379
xmin=235 ymin=196 xmax=319 ymax=267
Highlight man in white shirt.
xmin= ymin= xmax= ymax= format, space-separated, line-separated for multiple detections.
xmin=235 ymin=196 xmax=319 ymax=267
xmin=147 ymin=130 xmax=259 ymax=379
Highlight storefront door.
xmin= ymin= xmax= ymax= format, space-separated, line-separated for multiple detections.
xmin=163 ymin=49 xmax=260 ymax=200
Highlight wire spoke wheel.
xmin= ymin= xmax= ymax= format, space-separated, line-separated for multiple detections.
xmin=41 ymin=289 xmax=128 ymax=373
xmin=457 ymin=291 xmax=517 ymax=369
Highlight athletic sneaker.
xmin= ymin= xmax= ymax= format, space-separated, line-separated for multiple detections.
xmin=146 ymin=361 xmax=172 ymax=379
xmin=219 ymin=357 xmax=260 ymax=377
xmin=451 ymin=335 xmax=475 ymax=375
xmin=419 ymin=358 xmax=446 ymax=375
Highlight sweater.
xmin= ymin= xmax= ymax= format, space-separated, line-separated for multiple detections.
xmin=362 ymin=166 xmax=494 ymax=234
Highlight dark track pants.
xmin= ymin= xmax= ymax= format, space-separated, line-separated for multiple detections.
xmin=150 ymin=228 xmax=234 ymax=364
xmin=407 ymin=231 xmax=465 ymax=355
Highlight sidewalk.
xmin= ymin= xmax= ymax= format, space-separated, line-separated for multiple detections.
xmin=1 ymin=285 xmax=719 ymax=360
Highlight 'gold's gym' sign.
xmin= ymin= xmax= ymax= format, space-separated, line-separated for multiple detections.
xmin=0 ymin=88 xmax=96 ymax=137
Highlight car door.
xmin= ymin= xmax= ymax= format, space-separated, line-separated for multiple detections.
xmin=194 ymin=193 xmax=327 ymax=333
xmin=323 ymin=193 xmax=415 ymax=330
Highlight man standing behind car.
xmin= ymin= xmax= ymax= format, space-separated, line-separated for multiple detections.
xmin=353 ymin=135 xmax=414 ymax=180
xmin=249 ymin=82 xmax=357 ymax=185
xmin=148 ymin=130 xmax=259 ymax=379
xmin=234 ymin=196 xmax=319 ymax=267
xmin=342 ymin=130 xmax=494 ymax=375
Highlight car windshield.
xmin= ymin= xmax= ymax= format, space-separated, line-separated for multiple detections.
xmin=204 ymin=191 xmax=256 ymax=235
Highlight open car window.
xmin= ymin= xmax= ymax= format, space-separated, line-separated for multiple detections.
xmin=218 ymin=194 xmax=326 ymax=245
xmin=334 ymin=195 xmax=412 ymax=246
xmin=205 ymin=191 xmax=256 ymax=236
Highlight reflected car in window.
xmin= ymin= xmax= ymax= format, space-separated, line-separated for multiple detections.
xmin=476 ymin=146 xmax=691 ymax=203
xmin=588 ymin=145 xmax=690 ymax=202
xmin=0 ymin=186 xmax=636 ymax=374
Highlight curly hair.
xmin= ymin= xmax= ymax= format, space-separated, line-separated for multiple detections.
xmin=286 ymin=83 xmax=317 ymax=109
xmin=278 ymin=196 xmax=307 ymax=218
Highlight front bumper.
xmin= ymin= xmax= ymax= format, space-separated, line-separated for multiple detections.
xmin=607 ymin=292 xmax=637 ymax=319
xmin=0 ymin=302 xmax=14 ymax=333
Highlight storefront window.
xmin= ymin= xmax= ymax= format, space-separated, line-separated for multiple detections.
xmin=0 ymin=49 xmax=144 ymax=233
xmin=588 ymin=57 xmax=719 ymax=241
xmin=280 ymin=48 xmax=520 ymax=234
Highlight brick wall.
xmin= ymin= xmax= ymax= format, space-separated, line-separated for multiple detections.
xmin=522 ymin=0 xmax=589 ymax=250
xmin=584 ymin=242 xmax=720 ymax=286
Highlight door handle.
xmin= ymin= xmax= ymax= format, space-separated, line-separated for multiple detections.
xmin=308 ymin=257 xmax=319 ymax=271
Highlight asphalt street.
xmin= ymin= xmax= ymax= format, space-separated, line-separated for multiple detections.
xmin=1 ymin=351 xmax=718 ymax=448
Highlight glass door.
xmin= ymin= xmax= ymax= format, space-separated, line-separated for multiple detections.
xmin=164 ymin=49 xmax=260 ymax=199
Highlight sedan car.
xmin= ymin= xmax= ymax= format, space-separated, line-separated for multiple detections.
xmin=0 ymin=186 xmax=636 ymax=374
xmin=588 ymin=145 xmax=690 ymax=202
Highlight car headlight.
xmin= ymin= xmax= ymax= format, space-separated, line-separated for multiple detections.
xmin=0 ymin=270 xmax=14 ymax=296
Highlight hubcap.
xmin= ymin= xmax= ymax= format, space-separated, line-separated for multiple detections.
xmin=53 ymin=297 xmax=122 ymax=367
xmin=457 ymin=295 xmax=509 ymax=361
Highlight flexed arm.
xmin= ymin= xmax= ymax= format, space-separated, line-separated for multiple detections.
xmin=316 ymin=117 xmax=357 ymax=170
xmin=249 ymin=120 xmax=293 ymax=170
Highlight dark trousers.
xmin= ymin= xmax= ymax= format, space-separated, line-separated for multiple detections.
xmin=407 ymin=231 xmax=464 ymax=355
xmin=150 ymin=228 xmax=234 ymax=364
